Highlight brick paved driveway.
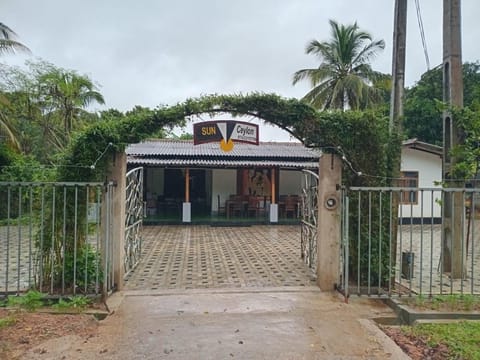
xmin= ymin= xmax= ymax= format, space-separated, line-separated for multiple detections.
xmin=124 ymin=225 xmax=317 ymax=290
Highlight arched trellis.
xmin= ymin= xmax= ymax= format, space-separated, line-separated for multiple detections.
xmin=53 ymin=92 xmax=393 ymax=292
xmin=57 ymin=93 xmax=319 ymax=182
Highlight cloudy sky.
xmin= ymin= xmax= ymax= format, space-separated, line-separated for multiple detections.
xmin=3 ymin=0 xmax=480 ymax=140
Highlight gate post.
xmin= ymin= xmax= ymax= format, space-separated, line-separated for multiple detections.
xmin=107 ymin=151 xmax=127 ymax=291
xmin=317 ymin=154 xmax=342 ymax=290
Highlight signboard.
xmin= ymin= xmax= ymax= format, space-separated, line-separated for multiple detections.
xmin=193 ymin=120 xmax=259 ymax=152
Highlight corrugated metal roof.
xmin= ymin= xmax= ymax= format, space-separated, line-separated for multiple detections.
xmin=126 ymin=139 xmax=321 ymax=159
xmin=402 ymin=138 xmax=442 ymax=156
xmin=126 ymin=139 xmax=321 ymax=168
xmin=128 ymin=157 xmax=319 ymax=169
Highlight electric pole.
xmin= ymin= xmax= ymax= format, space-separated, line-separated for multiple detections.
xmin=390 ymin=0 xmax=407 ymax=134
xmin=442 ymin=0 xmax=464 ymax=278
xmin=390 ymin=0 xmax=408 ymax=286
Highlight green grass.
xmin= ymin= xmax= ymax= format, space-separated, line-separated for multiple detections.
xmin=404 ymin=294 xmax=480 ymax=311
xmin=402 ymin=321 xmax=480 ymax=360
xmin=7 ymin=290 xmax=46 ymax=312
xmin=0 ymin=315 xmax=16 ymax=329
xmin=52 ymin=295 xmax=91 ymax=312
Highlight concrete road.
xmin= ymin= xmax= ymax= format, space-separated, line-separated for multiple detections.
xmin=23 ymin=287 xmax=409 ymax=360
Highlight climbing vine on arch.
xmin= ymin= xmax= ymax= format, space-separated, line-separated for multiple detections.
xmin=57 ymin=92 xmax=390 ymax=183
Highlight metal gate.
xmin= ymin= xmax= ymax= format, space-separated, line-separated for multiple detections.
xmin=0 ymin=181 xmax=115 ymax=297
xmin=124 ymin=167 xmax=144 ymax=278
xmin=300 ymin=169 xmax=319 ymax=273
xmin=340 ymin=186 xmax=480 ymax=299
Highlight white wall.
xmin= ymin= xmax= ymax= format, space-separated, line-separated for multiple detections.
xmin=400 ymin=148 xmax=442 ymax=219
xmin=279 ymin=170 xmax=302 ymax=195
xmin=146 ymin=168 xmax=164 ymax=197
xmin=211 ymin=169 xmax=237 ymax=213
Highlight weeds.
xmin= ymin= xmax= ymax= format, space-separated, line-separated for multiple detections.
xmin=404 ymin=294 xmax=480 ymax=311
xmin=0 ymin=316 xmax=16 ymax=329
xmin=7 ymin=290 xmax=46 ymax=312
xmin=52 ymin=295 xmax=91 ymax=312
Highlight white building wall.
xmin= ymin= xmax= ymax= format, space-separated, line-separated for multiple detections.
xmin=400 ymin=148 xmax=442 ymax=219
xmin=211 ymin=169 xmax=237 ymax=213
xmin=279 ymin=170 xmax=302 ymax=196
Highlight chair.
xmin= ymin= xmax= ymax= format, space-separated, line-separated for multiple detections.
xmin=247 ymin=196 xmax=260 ymax=218
xmin=217 ymin=194 xmax=226 ymax=216
xmin=284 ymin=196 xmax=298 ymax=218
xmin=227 ymin=195 xmax=244 ymax=218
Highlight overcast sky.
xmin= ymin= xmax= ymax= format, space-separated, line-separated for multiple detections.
xmin=3 ymin=0 xmax=480 ymax=140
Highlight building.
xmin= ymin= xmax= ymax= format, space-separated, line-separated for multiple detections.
xmin=126 ymin=138 xmax=443 ymax=224
xmin=126 ymin=139 xmax=322 ymax=223
xmin=400 ymin=138 xmax=443 ymax=222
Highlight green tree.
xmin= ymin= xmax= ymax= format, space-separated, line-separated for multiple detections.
xmin=292 ymin=19 xmax=386 ymax=111
xmin=0 ymin=23 xmax=30 ymax=149
xmin=39 ymin=68 xmax=105 ymax=135
xmin=0 ymin=22 xmax=30 ymax=55
xmin=0 ymin=60 xmax=106 ymax=162
xmin=404 ymin=62 xmax=480 ymax=145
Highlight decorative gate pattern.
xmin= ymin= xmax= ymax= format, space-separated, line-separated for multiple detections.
xmin=300 ymin=169 xmax=319 ymax=273
xmin=125 ymin=167 xmax=144 ymax=278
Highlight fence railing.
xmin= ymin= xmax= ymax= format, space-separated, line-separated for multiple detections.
xmin=0 ymin=182 xmax=114 ymax=297
xmin=340 ymin=186 xmax=480 ymax=298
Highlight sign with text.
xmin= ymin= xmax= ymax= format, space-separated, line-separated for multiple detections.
xmin=193 ymin=121 xmax=259 ymax=152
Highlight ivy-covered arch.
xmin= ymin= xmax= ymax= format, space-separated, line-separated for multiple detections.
xmin=55 ymin=92 xmax=394 ymax=293
xmin=58 ymin=92 xmax=392 ymax=187
xmin=58 ymin=93 xmax=319 ymax=182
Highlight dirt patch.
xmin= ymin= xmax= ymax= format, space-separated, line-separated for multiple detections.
xmin=0 ymin=308 xmax=99 ymax=359
xmin=382 ymin=326 xmax=451 ymax=360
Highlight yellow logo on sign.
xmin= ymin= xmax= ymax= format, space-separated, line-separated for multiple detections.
xmin=220 ymin=138 xmax=234 ymax=152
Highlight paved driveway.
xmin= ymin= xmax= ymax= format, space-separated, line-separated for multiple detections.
xmin=124 ymin=225 xmax=317 ymax=290
xmin=21 ymin=225 xmax=409 ymax=360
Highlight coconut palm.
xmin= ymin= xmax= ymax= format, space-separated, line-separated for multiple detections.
xmin=0 ymin=23 xmax=30 ymax=150
xmin=293 ymin=20 xmax=386 ymax=111
xmin=0 ymin=22 xmax=30 ymax=55
xmin=40 ymin=69 xmax=105 ymax=136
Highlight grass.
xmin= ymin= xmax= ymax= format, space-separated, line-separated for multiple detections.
xmin=0 ymin=315 xmax=16 ymax=329
xmin=7 ymin=290 xmax=46 ymax=312
xmin=404 ymin=294 xmax=480 ymax=311
xmin=52 ymin=295 xmax=91 ymax=312
xmin=402 ymin=321 xmax=480 ymax=359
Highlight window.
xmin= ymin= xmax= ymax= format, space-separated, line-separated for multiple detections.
xmin=399 ymin=171 xmax=419 ymax=204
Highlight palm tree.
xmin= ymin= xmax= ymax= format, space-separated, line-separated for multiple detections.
xmin=0 ymin=23 xmax=30 ymax=150
xmin=0 ymin=22 xmax=30 ymax=55
xmin=293 ymin=20 xmax=386 ymax=111
xmin=40 ymin=70 xmax=105 ymax=136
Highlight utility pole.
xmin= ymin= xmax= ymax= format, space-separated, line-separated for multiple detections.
xmin=442 ymin=0 xmax=464 ymax=278
xmin=390 ymin=0 xmax=408 ymax=134
xmin=390 ymin=0 xmax=408 ymax=285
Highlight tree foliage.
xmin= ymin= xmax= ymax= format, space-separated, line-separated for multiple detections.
xmin=0 ymin=22 xmax=30 ymax=55
xmin=404 ymin=62 xmax=480 ymax=145
xmin=0 ymin=60 xmax=105 ymax=162
xmin=293 ymin=19 xmax=387 ymax=111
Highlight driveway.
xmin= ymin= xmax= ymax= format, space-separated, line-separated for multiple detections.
xmin=125 ymin=225 xmax=316 ymax=290
xmin=21 ymin=225 xmax=408 ymax=359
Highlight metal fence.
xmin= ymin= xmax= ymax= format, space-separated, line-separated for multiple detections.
xmin=340 ymin=186 xmax=480 ymax=299
xmin=0 ymin=182 xmax=115 ymax=297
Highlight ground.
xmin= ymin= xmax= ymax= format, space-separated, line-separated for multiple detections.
xmin=0 ymin=308 xmax=99 ymax=360
xmin=382 ymin=326 xmax=451 ymax=360
xmin=0 ymin=308 xmax=456 ymax=360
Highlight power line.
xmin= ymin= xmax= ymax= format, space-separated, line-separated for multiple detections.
xmin=414 ymin=0 xmax=430 ymax=70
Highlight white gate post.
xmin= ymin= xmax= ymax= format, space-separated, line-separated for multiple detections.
xmin=107 ymin=151 xmax=127 ymax=291
xmin=317 ymin=154 xmax=342 ymax=290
